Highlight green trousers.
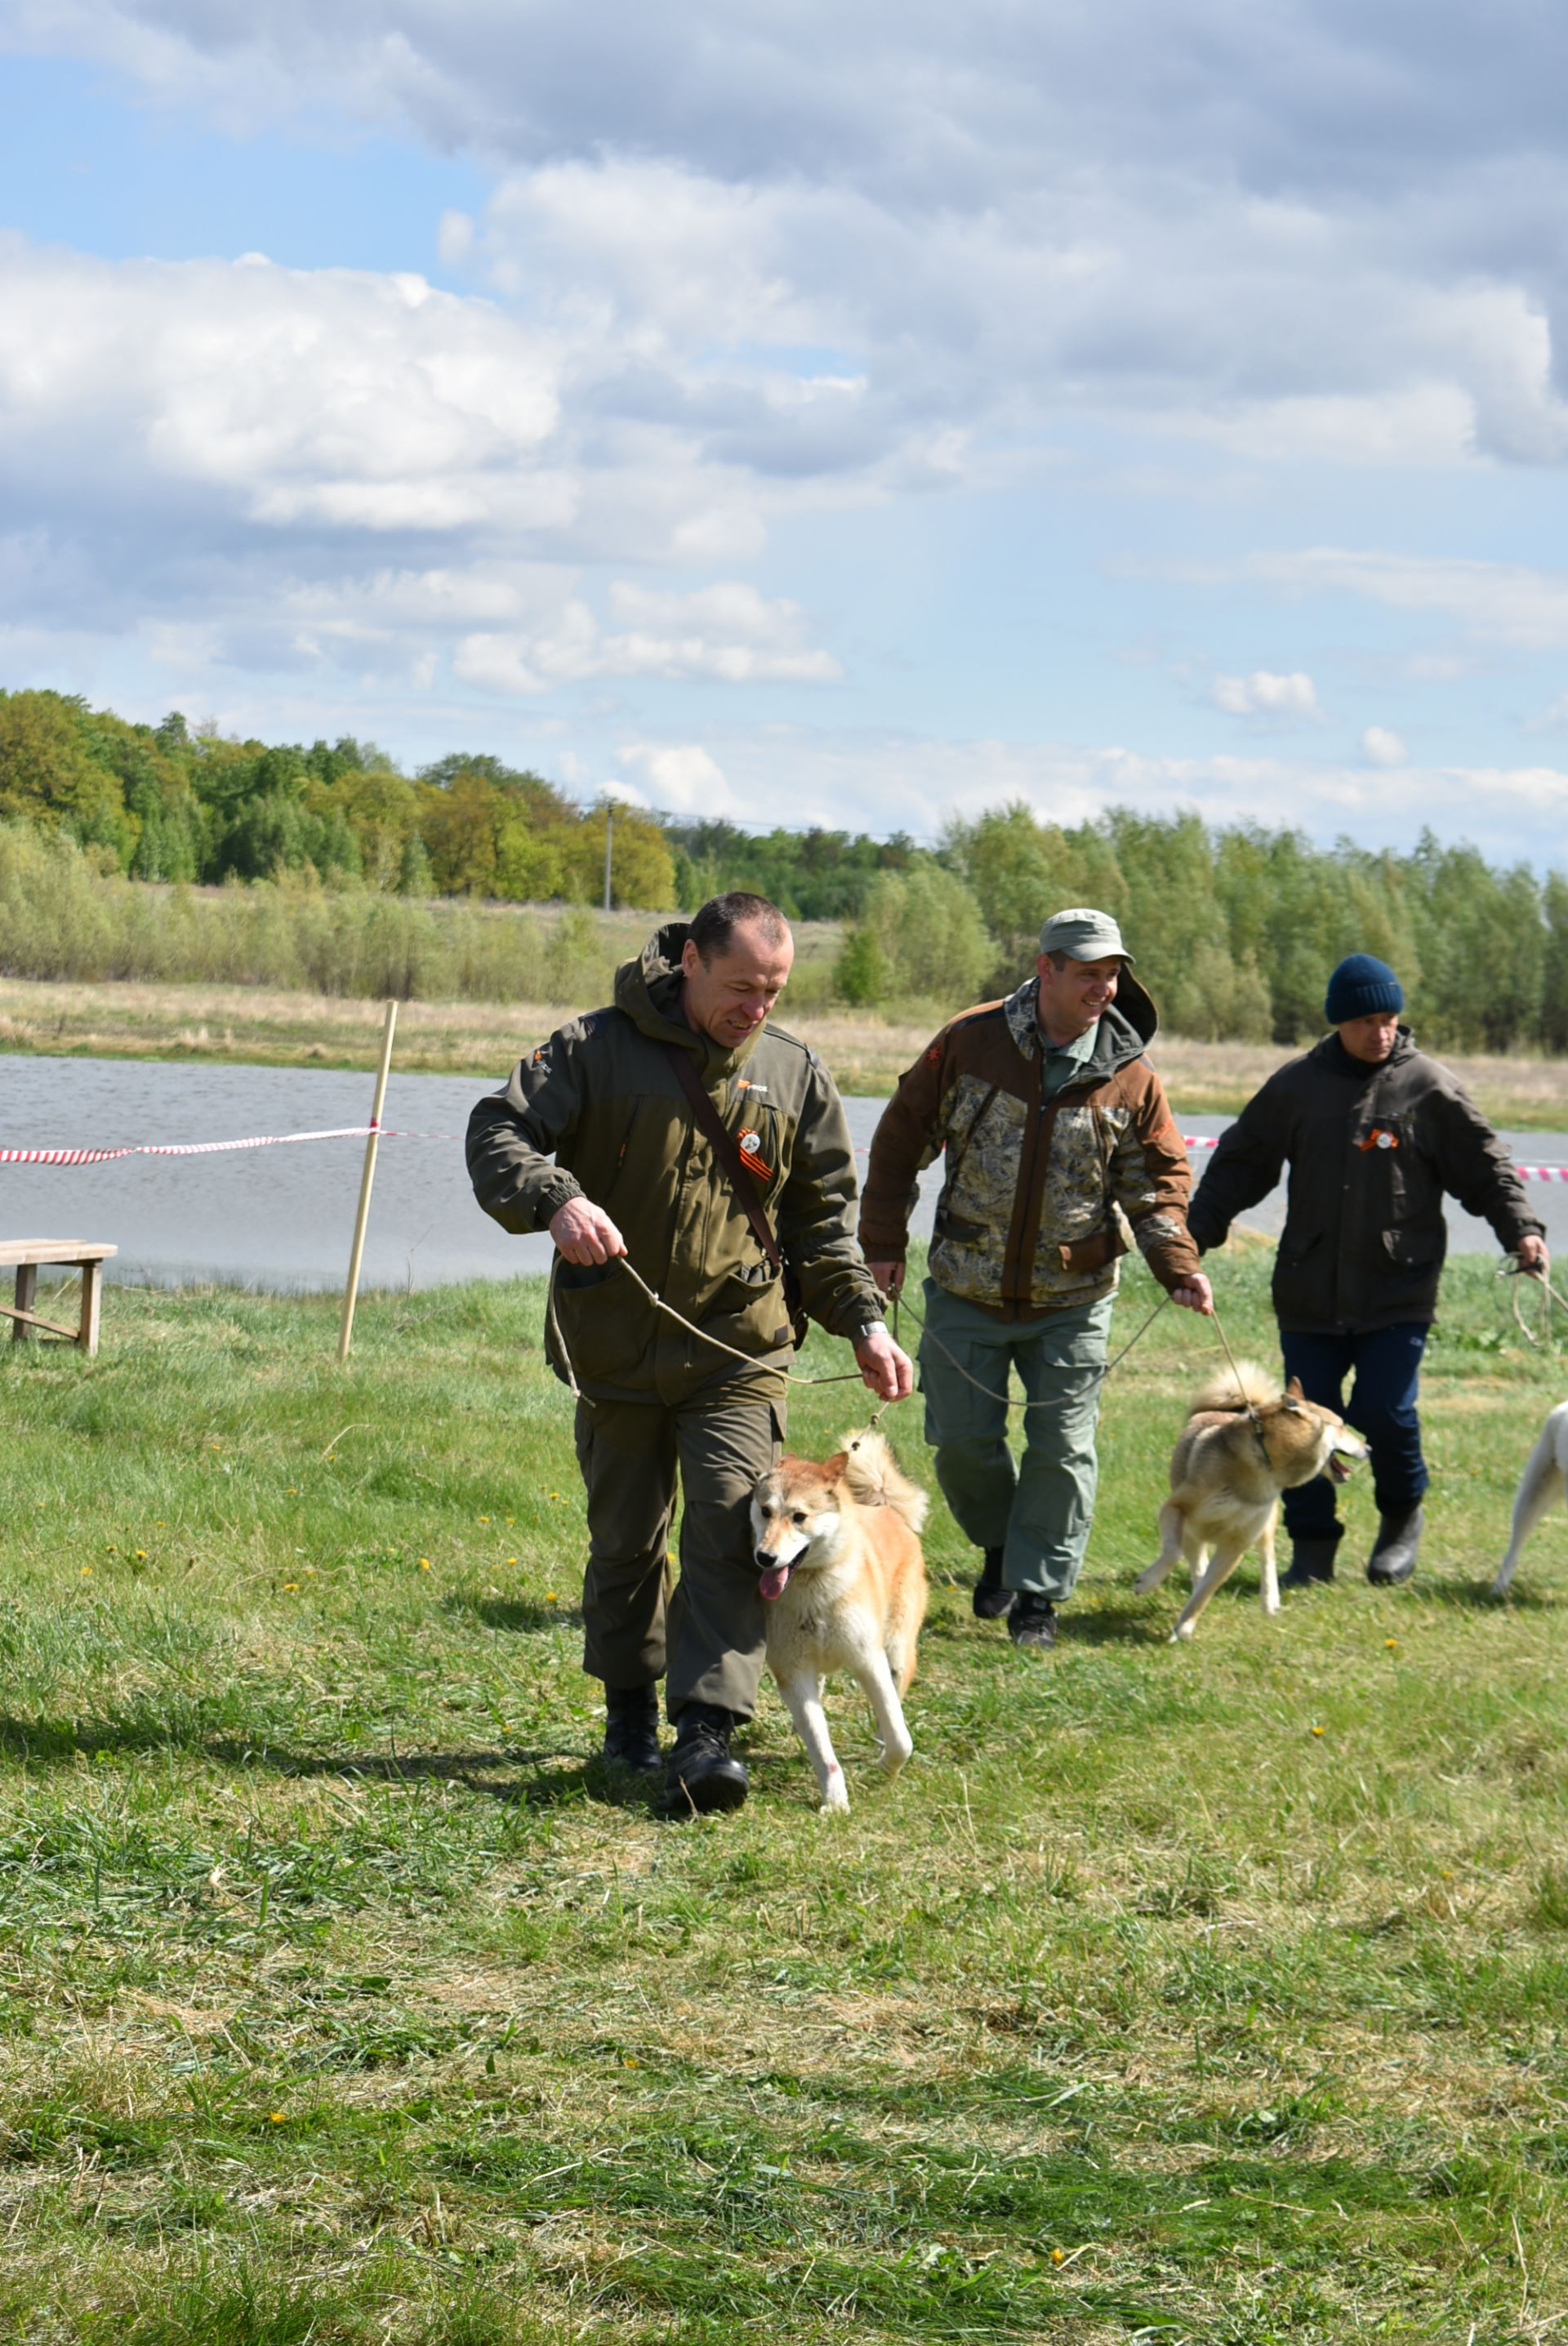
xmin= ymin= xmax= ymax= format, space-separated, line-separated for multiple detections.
xmin=919 ymin=1278 xmax=1113 ymax=1604
xmin=573 ymin=1386 xmax=783 ymax=1721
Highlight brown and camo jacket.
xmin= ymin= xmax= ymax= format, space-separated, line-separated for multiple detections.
xmin=861 ymin=976 xmax=1199 ymax=1318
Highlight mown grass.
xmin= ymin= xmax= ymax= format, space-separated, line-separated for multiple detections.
xmin=2 ymin=1249 xmax=1566 ymax=2341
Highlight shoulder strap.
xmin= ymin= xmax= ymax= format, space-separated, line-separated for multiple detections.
xmin=661 ymin=1041 xmax=782 ymax=1273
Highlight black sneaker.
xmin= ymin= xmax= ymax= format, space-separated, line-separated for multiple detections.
xmin=1007 ymin=1594 xmax=1058 ymax=1650
xmin=973 ymin=1546 xmax=1013 ymax=1620
xmin=602 ymin=1684 xmax=662 ymax=1777
xmin=1367 ymin=1505 xmax=1423 ymax=1586
xmin=656 ymin=1702 xmax=750 ymax=1818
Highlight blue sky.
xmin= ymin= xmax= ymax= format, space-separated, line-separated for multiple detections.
xmin=5 ymin=2 xmax=1568 ymax=860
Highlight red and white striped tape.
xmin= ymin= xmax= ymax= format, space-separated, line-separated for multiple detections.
xmin=2 ymin=1122 xmax=1566 ymax=1179
xmin=0 ymin=1123 xmax=460 ymax=1168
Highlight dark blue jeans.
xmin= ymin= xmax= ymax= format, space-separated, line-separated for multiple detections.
xmin=1279 ymin=1324 xmax=1429 ymax=1540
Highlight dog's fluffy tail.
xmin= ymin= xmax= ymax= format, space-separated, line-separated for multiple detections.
xmin=1190 ymin=1360 xmax=1277 ymax=1416
xmin=840 ymin=1430 xmax=929 ymax=1533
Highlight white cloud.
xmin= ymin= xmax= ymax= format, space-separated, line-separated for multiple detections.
xmin=0 ymin=237 xmax=860 ymax=700
xmin=15 ymin=7 xmax=1568 ymax=474
xmin=1211 ymin=670 xmax=1321 ymax=720
xmin=617 ymin=742 xmax=737 ymax=814
xmin=1143 ymin=546 xmax=1568 ymax=664
xmin=594 ymin=725 xmax=1568 ymax=863
xmin=1239 ymin=549 xmax=1568 ymax=649
xmin=1362 ymin=726 xmax=1408 ymax=767
xmin=452 ymin=582 xmax=840 ymax=694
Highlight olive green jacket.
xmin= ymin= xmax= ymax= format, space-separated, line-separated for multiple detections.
xmin=467 ymin=922 xmax=884 ymax=1401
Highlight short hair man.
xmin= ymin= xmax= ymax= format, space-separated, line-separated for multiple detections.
xmin=862 ymin=908 xmax=1212 ymax=1650
xmin=1187 ymin=952 xmax=1548 ymax=1588
xmin=468 ymin=892 xmax=912 ymax=1816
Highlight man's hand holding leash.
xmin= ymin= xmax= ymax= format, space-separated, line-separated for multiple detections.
xmin=854 ymin=1327 xmax=915 ymax=1401
xmin=1170 ymin=1273 xmax=1214 ymax=1316
xmin=1517 ymin=1233 xmax=1550 ymax=1278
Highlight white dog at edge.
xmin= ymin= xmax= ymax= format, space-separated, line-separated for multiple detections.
xmin=1492 ymin=1401 xmax=1568 ymax=1596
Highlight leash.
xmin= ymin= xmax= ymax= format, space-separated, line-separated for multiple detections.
xmin=884 ymin=1282 xmax=1172 ymax=1412
xmin=546 ymin=1252 xmax=884 ymax=1405
xmin=1203 ymin=1298 xmax=1273 ymax=1464
xmin=1498 ymin=1259 xmax=1565 ymax=1349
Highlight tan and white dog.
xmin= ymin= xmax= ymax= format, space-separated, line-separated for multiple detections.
xmin=1491 ymin=1401 xmax=1568 ymax=1597
xmin=1136 ymin=1364 xmax=1367 ymax=1641
xmin=751 ymin=1432 xmax=929 ymax=1812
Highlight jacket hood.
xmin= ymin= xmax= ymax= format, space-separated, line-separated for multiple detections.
xmin=1008 ymin=966 xmax=1159 ymax=1078
xmin=1105 ymin=966 xmax=1158 ymax=1057
xmin=612 ymin=919 xmax=766 ymax=1081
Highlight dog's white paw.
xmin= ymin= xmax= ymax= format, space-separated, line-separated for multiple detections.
xmin=1170 ymin=1619 xmax=1196 ymax=1644
xmin=881 ymin=1733 xmax=913 ymax=1779
xmin=1134 ymin=1563 xmax=1165 ymax=1595
xmin=818 ymin=1781 xmax=851 ymax=1814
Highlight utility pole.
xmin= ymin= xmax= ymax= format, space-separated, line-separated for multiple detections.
xmin=603 ymin=805 xmax=613 ymax=912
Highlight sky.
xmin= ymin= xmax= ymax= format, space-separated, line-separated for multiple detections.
xmin=4 ymin=3 xmax=1568 ymax=863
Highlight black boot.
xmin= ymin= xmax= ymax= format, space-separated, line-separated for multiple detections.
xmin=656 ymin=1702 xmax=749 ymax=1819
xmin=1367 ymin=1505 xmax=1423 ymax=1586
xmin=973 ymin=1546 xmax=1013 ymax=1620
xmin=1280 ymin=1529 xmax=1342 ymax=1591
xmin=602 ymin=1684 xmax=662 ymax=1777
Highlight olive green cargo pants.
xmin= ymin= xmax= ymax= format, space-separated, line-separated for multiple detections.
xmin=573 ymin=1387 xmax=783 ymax=1721
xmin=919 ymin=1279 xmax=1114 ymax=1605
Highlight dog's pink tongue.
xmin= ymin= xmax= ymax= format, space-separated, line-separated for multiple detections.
xmin=758 ymin=1563 xmax=791 ymax=1603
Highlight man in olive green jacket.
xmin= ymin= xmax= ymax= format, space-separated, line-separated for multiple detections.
xmin=468 ymin=891 xmax=911 ymax=1817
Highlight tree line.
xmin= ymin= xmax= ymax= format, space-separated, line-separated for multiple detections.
xmin=2 ymin=685 xmax=1565 ymax=1050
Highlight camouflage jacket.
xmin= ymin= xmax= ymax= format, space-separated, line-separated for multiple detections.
xmin=861 ymin=974 xmax=1199 ymax=1318
xmin=466 ymin=922 xmax=885 ymax=1402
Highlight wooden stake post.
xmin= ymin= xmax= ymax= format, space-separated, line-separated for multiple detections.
xmin=337 ymin=1001 xmax=399 ymax=1363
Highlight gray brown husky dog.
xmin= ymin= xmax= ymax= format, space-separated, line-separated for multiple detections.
xmin=1136 ymin=1364 xmax=1367 ymax=1641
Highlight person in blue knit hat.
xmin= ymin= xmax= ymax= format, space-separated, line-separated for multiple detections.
xmin=1187 ymin=954 xmax=1548 ymax=1589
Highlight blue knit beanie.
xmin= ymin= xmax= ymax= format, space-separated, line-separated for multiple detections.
xmin=1325 ymin=953 xmax=1403 ymax=1025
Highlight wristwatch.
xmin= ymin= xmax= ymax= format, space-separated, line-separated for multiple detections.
xmin=853 ymin=1318 xmax=888 ymax=1342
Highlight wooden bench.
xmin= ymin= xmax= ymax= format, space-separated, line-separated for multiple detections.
xmin=0 ymin=1241 xmax=117 ymax=1357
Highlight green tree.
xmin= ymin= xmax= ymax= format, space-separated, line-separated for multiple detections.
xmin=853 ymin=863 xmax=995 ymax=1005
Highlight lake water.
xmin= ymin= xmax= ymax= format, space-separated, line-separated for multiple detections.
xmin=2 ymin=1056 xmax=1563 ymax=1292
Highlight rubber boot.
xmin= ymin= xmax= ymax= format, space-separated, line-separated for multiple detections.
xmin=973 ymin=1546 xmax=1013 ymax=1620
xmin=1367 ymin=1505 xmax=1423 ymax=1586
xmin=657 ymin=1702 xmax=750 ymax=1819
xmin=1280 ymin=1528 xmax=1342 ymax=1592
xmin=602 ymin=1684 xmax=662 ymax=1777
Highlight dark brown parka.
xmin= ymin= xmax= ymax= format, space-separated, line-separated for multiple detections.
xmin=1187 ymin=1028 xmax=1543 ymax=1331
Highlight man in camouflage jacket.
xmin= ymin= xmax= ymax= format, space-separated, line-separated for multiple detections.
xmin=468 ymin=892 xmax=911 ymax=1816
xmin=862 ymin=908 xmax=1212 ymax=1649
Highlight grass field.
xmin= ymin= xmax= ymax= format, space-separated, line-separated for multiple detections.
xmin=2 ymin=1247 xmax=1566 ymax=2342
